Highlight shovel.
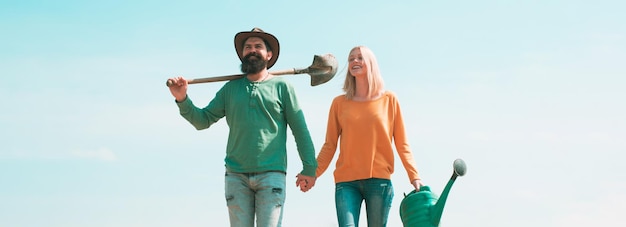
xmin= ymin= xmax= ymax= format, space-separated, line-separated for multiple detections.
xmin=166 ymin=53 xmax=338 ymax=87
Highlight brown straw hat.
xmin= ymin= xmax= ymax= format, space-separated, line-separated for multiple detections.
xmin=234 ymin=27 xmax=280 ymax=69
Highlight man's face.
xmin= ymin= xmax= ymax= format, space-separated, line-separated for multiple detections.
xmin=240 ymin=37 xmax=273 ymax=74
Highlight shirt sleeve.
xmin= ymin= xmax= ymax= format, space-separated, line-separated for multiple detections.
xmin=282 ymin=83 xmax=318 ymax=177
xmin=177 ymin=88 xmax=225 ymax=130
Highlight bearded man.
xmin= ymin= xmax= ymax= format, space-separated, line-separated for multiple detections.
xmin=167 ymin=27 xmax=317 ymax=227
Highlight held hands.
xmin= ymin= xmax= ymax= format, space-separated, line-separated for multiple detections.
xmin=295 ymin=173 xmax=316 ymax=192
xmin=167 ymin=76 xmax=188 ymax=102
xmin=412 ymin=179 xmax=425 ymax=191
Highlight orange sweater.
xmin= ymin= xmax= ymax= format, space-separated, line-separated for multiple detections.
xmin=316 ymin=91 xmax=420 ymax=184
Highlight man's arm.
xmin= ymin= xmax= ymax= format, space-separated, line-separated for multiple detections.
xmin=282 ymin=84 xmax=318 ymax=177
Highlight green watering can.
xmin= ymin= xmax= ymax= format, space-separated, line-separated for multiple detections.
xmin=399 ymin=159 xmax=467 ymax=227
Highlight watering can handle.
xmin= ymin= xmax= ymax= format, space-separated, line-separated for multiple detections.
xmin=403 ymin=186 xmax=433 ymax=198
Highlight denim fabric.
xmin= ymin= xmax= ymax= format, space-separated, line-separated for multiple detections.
xmin=335 ymin=178 xmax=394 ymax=227
xmin=225 ymin=171 xmax=286 ymax=227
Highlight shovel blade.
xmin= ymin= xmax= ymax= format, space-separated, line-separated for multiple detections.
xmin=307 ymin=54 xmax=338 ymax=86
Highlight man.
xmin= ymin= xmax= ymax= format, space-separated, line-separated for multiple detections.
xmin=167 ymin=27 xmax=317 ymax=227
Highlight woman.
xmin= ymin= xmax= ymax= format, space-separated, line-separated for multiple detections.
xmin=315 ymin=46 xmax=424 ymax=227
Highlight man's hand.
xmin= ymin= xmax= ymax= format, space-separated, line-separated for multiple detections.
xmin=168 ymin=76 xmax=188 ymax=102
xmin=295 ymin=173 xmax=316 ymax=192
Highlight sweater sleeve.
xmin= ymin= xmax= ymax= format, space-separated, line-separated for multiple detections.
xmin=315 ymin=96 xmax=341 ymax=178
xmin=391 ymin=94 xmax=421 ymax=182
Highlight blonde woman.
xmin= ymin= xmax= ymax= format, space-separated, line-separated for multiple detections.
xmin=315 ymin=46 xmax=424 ymax=227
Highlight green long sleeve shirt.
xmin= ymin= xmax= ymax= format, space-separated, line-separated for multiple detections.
xmin=176 ymin=77 xmax=317 ymax=176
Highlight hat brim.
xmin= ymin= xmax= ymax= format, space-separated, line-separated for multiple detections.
xmin=234 ymin=32 xmax=280 ymax=69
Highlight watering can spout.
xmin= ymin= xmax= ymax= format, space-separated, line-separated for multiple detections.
xmin=399 ymin=159 xmax=467 ymax=227
xmin=431 ymin=159 xmax=466 ymax=225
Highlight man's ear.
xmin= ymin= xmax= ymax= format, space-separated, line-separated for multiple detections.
xmin=266 ymin=51 xmax=273 ymax=61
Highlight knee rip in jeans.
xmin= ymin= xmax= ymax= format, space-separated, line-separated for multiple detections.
xmin=272 ymin=188 xmax=284 ymax=208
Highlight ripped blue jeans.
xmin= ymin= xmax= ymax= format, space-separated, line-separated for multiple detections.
xmin=225 ymin=171 xmax=286 ymax=227
xmin=335 ymin=178 xmax=394 ymax=227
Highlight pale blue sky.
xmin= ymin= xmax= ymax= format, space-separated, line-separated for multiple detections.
xmin=1 ymin=0 xmax=625 ymax=226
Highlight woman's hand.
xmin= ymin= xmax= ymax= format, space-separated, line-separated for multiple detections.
xmin=411 ymin=179 xmax=424 ymax=191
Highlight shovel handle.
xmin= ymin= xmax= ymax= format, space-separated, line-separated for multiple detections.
xmin=165 ymin=68 xmax=307 ymax=87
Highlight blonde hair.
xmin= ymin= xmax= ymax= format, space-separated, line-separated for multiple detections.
xmin=343 ymin=46 xmax=385 ymax=100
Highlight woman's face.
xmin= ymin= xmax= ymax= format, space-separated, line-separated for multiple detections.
xmin=348 ymin=48 xmax=367 ymax=77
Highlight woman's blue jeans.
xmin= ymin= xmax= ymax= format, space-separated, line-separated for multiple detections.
xmin=225 ymin=171 xmax=286 ymax=227
xmin=335 ymin=178 xmax=394 ymax=227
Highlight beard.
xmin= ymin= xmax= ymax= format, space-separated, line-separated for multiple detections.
xmin=240 ymin=52 xmax=268 ymax=74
